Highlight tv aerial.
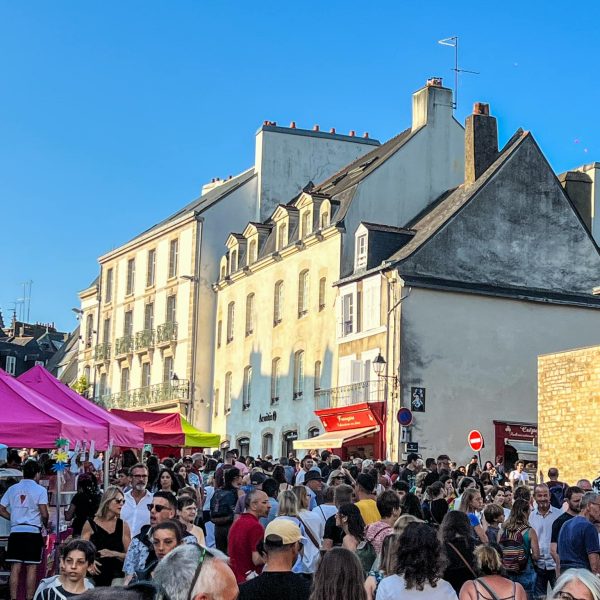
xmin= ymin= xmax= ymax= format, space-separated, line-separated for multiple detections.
xmin=438 ymin=36 xmax=479 ymax=110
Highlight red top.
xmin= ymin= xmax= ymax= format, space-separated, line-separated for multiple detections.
xmin=227 ymin=513 xmax=264 ymax=583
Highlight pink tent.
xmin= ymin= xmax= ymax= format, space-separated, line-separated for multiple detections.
xmin=18 ymin=366 xmax=144 ymax=449
xmin=0 ymin=369 xmax=106 ymax=448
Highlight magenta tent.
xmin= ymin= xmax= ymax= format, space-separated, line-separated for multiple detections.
xmin=0 ymin=369 xmax=106 ymax=448
xmin=18 ymin=366 xmax=144 ymax=449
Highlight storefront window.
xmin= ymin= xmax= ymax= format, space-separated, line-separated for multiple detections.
xmin=238 ymin=437 xmax=250 ymax=458
xmin=262 ymin=433 xmax=273 ymax=457
xmin=282 ymin=430 xmax=298 ymax=458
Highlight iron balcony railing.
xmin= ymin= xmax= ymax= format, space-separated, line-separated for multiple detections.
xmin=115 ymin=335 xmax=134 ymax=355
xmin=102 ymin=379 xmax=190 ymax=409
xmin=135 ymin=329 xmax=155 ymax=351
xmin=314 ymin=380 xmax=385 ymax=410
xmin=94 ymin=343 xmax=111 ymax=361
xmin=157 ymin=321 xmax=178 ymax=344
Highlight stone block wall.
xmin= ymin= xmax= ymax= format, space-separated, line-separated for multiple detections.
xmin=538 ymin=345 xmax=600 ymax=484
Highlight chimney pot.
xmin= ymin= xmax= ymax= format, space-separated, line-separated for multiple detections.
xmin=363 ymin=132 xmax=369 ymax=139
xmin=349 ymin=130 xmax=356 ymax=137
xmin=290 ymin=121 xmax=296 ymax=128
xmin=313 ymin=124 xmax=320 ymax=132
xmin=473 ymin=102 xmax=490 ymax=116
xmin=263 ymin=120 xmax=269 ymax=126
xmin=330 ymin=127 xmax=336 ymax=134
xmin=427 ymin=77 xmax=443 ymax=87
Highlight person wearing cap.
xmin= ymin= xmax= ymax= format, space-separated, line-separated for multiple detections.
xmin=303 ymin=470 xmax=323 ymax=511
xmin=234 ymin=472 xmax=268 ymax=519
xmin=354 ymin=473 xmax=381 ymax=526
xmin=227 ymin=489 xmax=271 ymax=583
xmin=237 ymin=520 xmax=311 ymax=600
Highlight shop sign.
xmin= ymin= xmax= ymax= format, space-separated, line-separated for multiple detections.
xmin=502 ymin=424 xmax=537 ymax=440
xmin=284 ymin=431 xmax=298 ymax=440
xmin=320 ymin=408 xmax=377 ymax=431
xmin=259 ymin=411 xmax=277 ymax=423
xmin=410 ymin=387 xmax=426 ymax=412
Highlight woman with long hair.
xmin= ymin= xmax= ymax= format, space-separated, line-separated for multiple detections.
xmin=499 ymin=499 xmax=539 ymax=599
xmin=81 ymin=485 xmax=131 ymax=586
xmin=292 ymin=485 xmax=322 ymax=547
xmin=440 ymin=475 xmax=457 ymax=506
xmin=400 ymin=493 xmax=424 ymax=520
xmin=365 ymin=533 xmax=398 ymax=600
xmin=173 ymin=462 xmax=188 ymax=487
xmin=459 ymin=545 xmax=526 ymax=600
xmin=423 ymin=481 xmax=448 ymax=527
xmin=152 ymin=468 xmax=180 ymax=495
xmin=377 ymin=522 xmax=456 ymax=598
xmin=336 ymin=503 xmax=366 ymax=552
xmin=458 ymin=488 xmax=488 ymax=544
xmin=145 ymin=455 xmax=160 ymax=492
xmin=439 ymin=511 xmax=477 ymax=595
xmin=309 ymin=547 xmax=367 ymax=600
xmin=272 ymin=465 xmax=293 ymax=493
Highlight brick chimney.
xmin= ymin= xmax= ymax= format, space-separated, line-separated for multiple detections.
xmin=465 ymin=102 xmax=498 ymax=184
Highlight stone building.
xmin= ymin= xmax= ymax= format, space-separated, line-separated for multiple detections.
xmin=213 ymin=79 xmax=466 ymax=456
xmin=76 ymin=122 xmax=378 ymax=428
xmin=332 ymin=103 xmax=600 ymax=463
xmin=538 ymin=345 xmax=600 ymax=484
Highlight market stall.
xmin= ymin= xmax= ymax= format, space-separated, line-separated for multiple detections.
xmin=111 ymin=409 xmax=220 ymax=448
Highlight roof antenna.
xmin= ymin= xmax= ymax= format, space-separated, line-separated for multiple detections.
xmin=438 ymin=36 xmax=479 ymax=110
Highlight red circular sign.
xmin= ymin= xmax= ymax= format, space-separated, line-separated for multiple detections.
xmin=468 ymin=429 xmax=484 ymax=452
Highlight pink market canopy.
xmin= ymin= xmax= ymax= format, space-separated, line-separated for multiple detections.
xmin=0 ymin=368 xmax=106 ymax=448
xmin=18 ymin=366 xmax=144 ymax=449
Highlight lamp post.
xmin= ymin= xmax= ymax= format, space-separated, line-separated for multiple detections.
xmin=372 ymin=353 xmax=398 ymax=460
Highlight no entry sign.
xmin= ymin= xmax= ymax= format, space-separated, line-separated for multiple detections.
xmin=468 ymin=430 xmax=484 ymax=452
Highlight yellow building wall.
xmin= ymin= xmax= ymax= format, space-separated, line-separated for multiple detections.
xmin=538 ymin=345 xmax=600 ymax=483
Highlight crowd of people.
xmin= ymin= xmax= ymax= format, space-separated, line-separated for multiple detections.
xmin=1 ymin=447 xmax=600 ymax=600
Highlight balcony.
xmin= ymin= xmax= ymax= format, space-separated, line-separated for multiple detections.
xmin=115 ymin=335 xmax=134 ymax=355
xmin=102 ymin=379 xmax=190 ymax=410
xmin=314 ymin=380 xmax=385 ymax=410
xmin=94 ymin=343 xmax=111 ymax=362
xmin=157 ymin=321 xmax=178 ymax=344
xmin=135 ymin=329 xmax=155 ymax=352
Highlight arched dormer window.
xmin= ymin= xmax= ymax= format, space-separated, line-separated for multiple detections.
xmin=230 ymin=249 xmax=238 ymax=273
xmin=248 ymin=239 xmax=257 ymax=265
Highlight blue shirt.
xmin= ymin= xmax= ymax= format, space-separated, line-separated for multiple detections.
xmin=260 ymin=499 xmax=279 ymax=528
xmin=557 ymin=516 xmax=600 ymax=571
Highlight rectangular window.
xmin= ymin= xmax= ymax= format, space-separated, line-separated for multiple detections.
xmin=320 ymin=211 xmax=329 ymax=229
xmin=5 ymin=355 xmax=16 ymax=375
xmin=342 ymin=294 xmax=354 ymax=336
xmin=243 ymin=366 xmax=252 ymax=410
xmin=277 ymin=223 xmax=287 ymax=251
xmin=319 ymin=277 xmax=326 ymax=310
xmin=298 ymin=271 xmax=309 ymax=317
xmin=225 ymin=372 xmax=232 ymax=413
xmin=103 ymin=317 xmax=111 ymax=343
xmin=163 ymin=356 xmax=174 ymax=382
xmin=124 ymin=310 xmax=133 ymax=337
xmin=144 ymin=303 xmax=154 ymax=331
xmin=126 ymin=258 xmax=136 ymax=295
xmin=356 ymin=234 xmax=367 ymax=269
xmin=120 ymin=367 xmax=130 ymax=393
xmin=314 ymin=360 xmax=322 ymax=391
xmin=274 ymin=281 xmax=283 ymax=325
xmin=105 ymin=268 xmax=113 ymax=303
xmin=245 ymin=294 xmax=255 ymax=336
xmin=362 ymin=278 xmax=382 ymax=331
xmin=85 ymin=314 xmax=94 ymax=347
xmin=293 ymin=350 xmax=304 ymax=399
xmin=217 ymin=319 xmax=222 ymax=348
xmin=301 ymin=211 xmax=311 ymax=238
xmin=214 ymin=388 xmax=219 ymax=417
xmin=142 ymin=362 xmax=151 ymax=388
xmin=146 ymin=249 xmax=156 ymax=287
xmin=166 ymin=295 xmax=177 ymax=324
xmin=227 ymin=302 xmax=235 ymax=342
xmin=168 ymin=239 xmax=179 ymax=279
xmin=271 ymin=358 xmax=280 ymax=404
xmin=98 ymin=373 xmax=108 ymax=400
xmin=34 ymin=360 xmax=45 ymax=367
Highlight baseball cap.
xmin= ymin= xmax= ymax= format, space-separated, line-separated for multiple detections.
xmin=304 ymin=471 xmax=324 ymax=483
xmin=250 ymin=472 xmax=267 ymax=486
xmin=264 ymin=519 xmax=304 ymax=545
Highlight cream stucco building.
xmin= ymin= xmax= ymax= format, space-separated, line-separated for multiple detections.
xmin=77 ymin=123 xmax=379 ymax=430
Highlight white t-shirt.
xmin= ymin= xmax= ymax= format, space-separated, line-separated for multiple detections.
xmin=1 ymin=478 xmax=48 ymax=533
xmin=121 ymin=489 xmax=153 ymax=537
xmin=376 ymin=575 xmax=458 ymax=600
xmin=509 ymin=471 xmax=529 ymax=487
xmin=311 ymin=503 xmax=337 ymax=539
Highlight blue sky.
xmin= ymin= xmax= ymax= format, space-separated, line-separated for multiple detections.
xmin=2 ymin=1 xmax=599 ymax=331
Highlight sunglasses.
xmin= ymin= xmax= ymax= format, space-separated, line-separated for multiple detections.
xmin=147 ymin=503 xmax=170 ymax=513
xmin=113 ymin=498 xmax=125 ymax=504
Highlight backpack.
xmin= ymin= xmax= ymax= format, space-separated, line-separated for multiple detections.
xmin=356 ymin=540 xmax=377 ymax=575
xmin=209 ymin=488 xmax=237 ymax=525
xmin=549 ymin=482 xmax=567 ymax=509
xmin=499 ymin=526 xmax=529 ymax=573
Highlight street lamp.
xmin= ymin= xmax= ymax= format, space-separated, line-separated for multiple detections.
xmin=372 ymin=353 xmax=386 ymax=377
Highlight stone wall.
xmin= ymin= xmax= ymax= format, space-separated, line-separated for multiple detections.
xmin=538 ymin=345 xmax=600 ymax=484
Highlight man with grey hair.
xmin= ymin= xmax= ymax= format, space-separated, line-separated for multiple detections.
xmin=557 ymin=491 xmax=600 ymax=574
xmin=153 ymin=544 xmax=238 ymax=600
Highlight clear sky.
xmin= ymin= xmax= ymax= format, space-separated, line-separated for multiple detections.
xmin=2 ymin=1 xmax=599 ymax=331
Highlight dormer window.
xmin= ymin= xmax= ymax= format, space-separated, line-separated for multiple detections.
xmin=248 ymin=239 xmax=257 ymax=265
xmin=230 ymin=249 xmax=238 ymax=273
xmin=301 ymin=210 xmax=312 ymax=238
xmin=220 ymin=265 xmax=226 ymax=279
xmin=356 ymin=234 xmax=367 ymax=269
xmin=277 ymin=223 xmax=287 ymax=251
xmin=320 ymin=211 xmax=329 ymax=229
